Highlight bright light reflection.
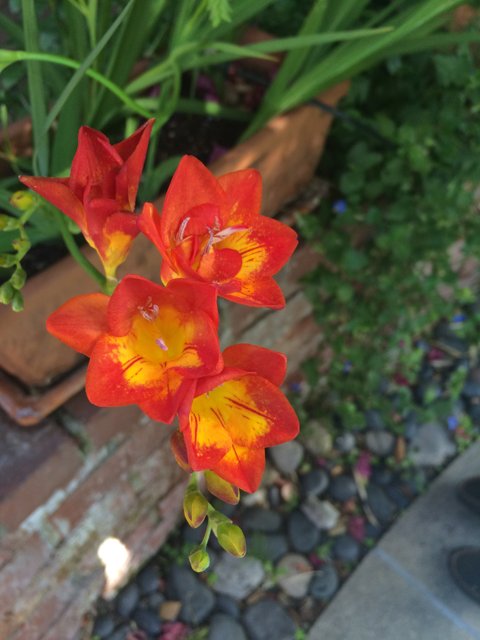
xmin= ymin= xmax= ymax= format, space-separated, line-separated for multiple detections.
xmin=97 ymin=536 xmax=131 ymax=597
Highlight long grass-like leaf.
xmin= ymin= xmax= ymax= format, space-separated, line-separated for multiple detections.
xmin=138 ymin=155 xmax=183 ymax=202
xmin=91 ymin=0 xmax=167 ymax=124
xmin=0 ymin=49 xmax=153 ymax=119
xmin=387 ymin=30 xmax=480 ymax=56
xmin=127 ymin=27 xmax=392 ymax=95
xmin=44 ymin=0 xmax=135 ymax=133
xmin=243 ymin=0 xmax=468 ymax=138
xmin=137 ymin=96 xmax=250 ymax=120
xmin=0 ymin=13 xmax=24 ymax=45
xmin=265 ymin=0 xmax=328 ymax=106
xmin=21 ymin=0 xmax=49 ymax=175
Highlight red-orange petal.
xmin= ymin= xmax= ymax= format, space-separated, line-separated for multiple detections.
xmin=93 ymin=210 xmax=138 ymax=278
xmin=170 ymin=430 xmax=192 ymax=472
xmin=139 ymin=377 xmax=197 ymax=424
xmin=114 ymin=119 xmax=154 ymax=210
xmin=106 ymin=275 xmax=219 ymax=338
xmin=46 ymin=293 xmax=109 ymax=356
xmin=222 ymin=276 xmax=286 ymax=309
xmin=70 ymin=126 xmax=122 ymax=191
xmin=161 ymin=155 xmax=224 ymax=246
xmin=218 ymin=168 xmax=262 ymax=226
xmin=84 ymin=275 xmax=222 ymax=421
xmin=222 ymin=344 xmax=287 ymax=386
xmin=181 ymin=405 xmax=233 ymax=470
xmin=181 ymin=373 xmax=299 ymax=466
xmin=218 ymin=216 xmax=297 ymax=281
xmin=211 ymin=445 xmax=265 ymax=493
xmin=138 ymin=202 xmax=165 ymax=257
xmin=18 ymin=176 xmax=85 ymax=230
xmin=85 ymin=343 xmax=189 ymax=422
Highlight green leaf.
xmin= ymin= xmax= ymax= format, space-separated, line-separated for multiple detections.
xmin=206 ymin=0 xmax=232 ymax=27
xmin=21 ymin=0 xmax=49 ymax=175
xmin=44 ymin=0 xmax=135 ymax=133
xmin=342 ymin=248 xmax=367 ymax=272
xmin=337 ymin=284 xmax=354 ymax=302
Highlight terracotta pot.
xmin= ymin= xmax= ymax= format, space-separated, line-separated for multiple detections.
xmin=0 ymin=71 xmax=348 ymax=425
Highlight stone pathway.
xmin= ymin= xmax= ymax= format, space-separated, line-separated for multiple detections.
xmin=308 ymin=440 xmax=480 ymax=640
xmin=88 ymin=315 xmax=480 ymax=640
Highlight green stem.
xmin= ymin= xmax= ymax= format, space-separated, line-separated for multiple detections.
xmin=201 ymin=519 xmax=213 ymax=549
xmin=54 ymin=212 xmax=107 ymax=290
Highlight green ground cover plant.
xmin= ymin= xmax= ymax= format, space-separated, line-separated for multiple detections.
xmin=0 ymin=0 xmax=394 ymax=308
xmin=298 ymin=40 xmax=480 ymax=430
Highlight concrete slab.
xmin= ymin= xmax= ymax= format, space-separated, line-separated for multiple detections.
xmin=309 ymin=441 xmax=480 ymax=640
xmin=308 ymin=551 xmax=474 ymax=640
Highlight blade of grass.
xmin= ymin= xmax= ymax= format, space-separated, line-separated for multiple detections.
xmin=51 ymin=87 xmax=83 ymax=174
xmin=44 ymin=0 xmax=135 ymax=133
xmin=265 ymin=0 xmax=329 ymax=107
xmin=243 ymin=0 xmax=467 ymax=137
xmin=0 ymin=13 xmax=24 ymax=46
xmin=127 ymin=26 xmax=393 ymax=95
xmin=387 ymin=31 xmax=480 ymax=56
xmin=137 ymin=96 xmax=250 ymax=120
xmin=138 ymin=155 xmax=183 ymax=202
xmin=91 ymin=0 xmax=167 ymax=124
xmin=21 ymin=0 xmax=49 ymax=175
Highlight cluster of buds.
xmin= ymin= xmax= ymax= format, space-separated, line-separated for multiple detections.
xmin=19 ymin=120 xmax=299 ymax=569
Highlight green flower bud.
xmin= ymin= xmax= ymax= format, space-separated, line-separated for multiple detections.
xmin=11 ymin=237 xmax=30 ymax=259
xmin=216 ymin=523 xmax=247 ymax=558
xmin=0 ymin=214 xmax=20 ymax=231
xmin=10 ymin=191 xmax=36 ymax=212
xmin=0 ymin=254 xmax=18 ymax=268
xmin=0 ymin=281 xmax=15 ymax=304
xmin=11 ymin=265 xmax=26 ymax=290
xmin=11 ymin=290 xmax=24 ymax=312
xmin=183 ymin=490 xmax=208 ymax=528
xmin=189 ymin=546 xmax=210 ymax=573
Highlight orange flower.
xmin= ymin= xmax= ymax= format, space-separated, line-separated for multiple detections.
xmin=20 ymin=120 xmax=154 ymax=278
xmin=139 ymin=156 xmax=297 ymax=309
xmin=176 ymin=344 xmax=299 ymax=492
xmin=47 ymin=276 xmax=222 ymax=423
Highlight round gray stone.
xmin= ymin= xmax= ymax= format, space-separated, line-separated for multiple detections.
xmin=367 ymin=483 xmax=396 ymax=524
xmin=301 ymin=497 xmax=340 ymax=531
xmin=136 ymin=563 xmax=160 ymax=595
xmin=243 ymin=600 xmax=296 ymax=640
xmin=309 ymin=562 xmax=339 ymax=600
xmin=92 ymin=614 xmax=115 ymax=639
xmin=132 ymin=608 xmax=162 ymax=636
xmin=329 ymin=475 xmax=357 ymax=502
xmin=277 ymin=553 xmax=313 ymax=598
xmin=332 ymin=534 xmax=360 ymax=563
xmin=115 ymin=582 xmax=140 ymax=618
xmin=335 ymin=432 xmax=356 ymax=453
xmin=287 ymin=509 xmax=321 ymax=553
xmin=462 ymin=368 xmax=480 ymax=398
xmin=215 ymin=594 xmax=240 ymax=619
xmin=242 ymin=507 xmax=282 ymax=533
xmin=270 ymin=441 xmax=304 ymax=474
xmin=212 ymin=554 xmax=265 ymax=600
xmin=408 ymin=422 xmax=456 ymax=467
xmin=247 ymin=532 xmax=288 ymax=563
xmin=208 ymin=613 xmax=247 ymax=640
xmin=365 ymin=409 xmax=385 ymax=431
xmin=168 ymin=566 xmax=216 ymax=625
xmin=105 ymin=624 xmax=130 ymax=640
xmin=300 ymin=469 xmax=329 ymax=497
xmin=302 ymin=421 xmax=333 ymax=456
xmin=365 ymin=430 xmax=395 ymax=457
